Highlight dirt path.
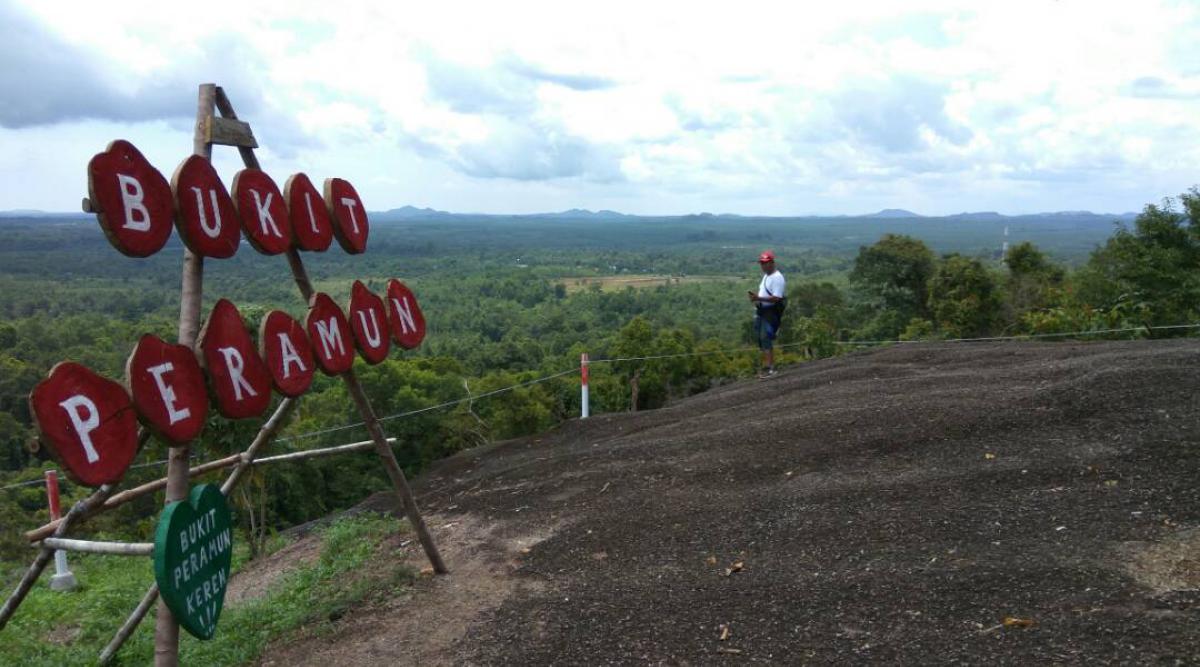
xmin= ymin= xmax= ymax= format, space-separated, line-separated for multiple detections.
xmin=264 ymin=340 xmax=1200 ymax=664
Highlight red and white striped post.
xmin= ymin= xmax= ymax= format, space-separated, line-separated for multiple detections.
xmin=580 ymin=353 xmax=590 ymax=419
xmin=45 ymin=470 xmax=78 ymax=591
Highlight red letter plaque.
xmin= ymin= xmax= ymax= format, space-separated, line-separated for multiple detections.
xmin=386 ymin=279 xmax=427 ymax=350
xmin=348 ymin=281 xmax=391 ymax=364
xmin=324 ymin=178 xmax=369 ymax=254
xmin=232 ymin=169 xmax=292 ymax=255
xmin=126 ymin=334 xmax=209 ymax=444
xmin=285 ymin=173 xmax=333 ymax=252
xmin=172 ymin=155 xmax=241 ymax=258
xmin=87 ymin=140 xmax=174 ymax=257
xmin=29 ymin=362 xmax=140 ymax=486
xmin=197 ymin=299 xmax=272 ymax=419
xmin=306 ymin=292 xmax=355 ymax=375
xmin=259 ymin=310 xmax=315 ymax=397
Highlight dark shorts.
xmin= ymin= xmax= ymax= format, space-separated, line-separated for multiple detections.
xmin=754 ymin=308 xmax=781 ymax=350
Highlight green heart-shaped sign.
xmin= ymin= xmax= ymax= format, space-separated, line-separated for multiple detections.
xmin=153 ymin=484 xmax=233 ymax=640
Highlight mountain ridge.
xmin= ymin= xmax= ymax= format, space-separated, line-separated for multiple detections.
xmin=2 ymin=207 xmax=1140 ymax=222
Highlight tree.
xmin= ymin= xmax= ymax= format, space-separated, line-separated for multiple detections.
xmin=0 ymin=412 xmax=29 ymax=470
xmin=927 ymin=254 xmax=1003 ymax=338
xmin=1075 ymin=191 xmax=1200 ymax=326
xmin=787 ymin=282 xmax=844 ymax=318
xmin=850 ymin=234 xmax=935 ymax=337
xmin=1003 ymin=241 xmax=1065 ymax=327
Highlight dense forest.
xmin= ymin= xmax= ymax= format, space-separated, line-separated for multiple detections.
xmin=2 ymin=193 xmax=1198 ymax=568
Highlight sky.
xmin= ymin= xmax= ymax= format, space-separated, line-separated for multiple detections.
xmin=2 ymin=0 xmax=1199 ymax=217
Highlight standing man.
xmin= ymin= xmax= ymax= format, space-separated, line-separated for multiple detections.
xmin=748 ymin=250 xmax=786 ymax=378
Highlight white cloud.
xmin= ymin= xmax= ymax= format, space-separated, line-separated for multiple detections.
xmin=2 ymin=0 xmax=1200 ymax=215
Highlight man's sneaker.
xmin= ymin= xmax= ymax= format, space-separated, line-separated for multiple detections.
xmin=757 ymin=369 xmax=778 ymax=380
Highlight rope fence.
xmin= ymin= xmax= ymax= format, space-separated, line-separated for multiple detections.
xmin=4 ymin=321 xmax=1197 ymax=493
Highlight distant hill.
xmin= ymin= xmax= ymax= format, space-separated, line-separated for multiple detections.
xmin=947 ymin=211 xmax=1005 ymax=221
xmin=529 ymin=209 xmax=629 ymax=220
xmin=860 ymin=208 xmax=923 ymax=218
xmin=0 ymin=210 xmax=89 ymax=219
xmin=375 ymin=206 xmax=456 ymax=221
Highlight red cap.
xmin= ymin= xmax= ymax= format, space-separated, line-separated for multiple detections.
xmin=758 ymin=250 xmax=775 ymax=263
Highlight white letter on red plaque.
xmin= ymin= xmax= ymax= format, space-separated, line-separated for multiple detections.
xmin=87 ymin=140 xmax=174 ymax=257
xmin=172 ymin=155 xmax=241 ymax=258
xmin=197 ymin=299 xmax=272 ymax=418
xmin=385 ymin=279 xmax=427 ymax=350
xmin=348 ymin=281 xmax=390 ymax=364
xmin=324 ymin=178 xmax=369 ymax=254
xmin=29 ymin=362 xmax=140 ymax=486
xmin=126 ymin=334 xmax=209 ymax=444
xmin=259 ymin=310 xmax=315 ymax=397
xmin=232 ymin=169 xmax=292 ymax=255
xmin=285 ymin=173 xmax=333 ymax=252
xmin=305 ymin=292 xmax=355 ymax=375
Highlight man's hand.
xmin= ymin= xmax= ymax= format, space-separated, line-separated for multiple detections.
xmin=747 ymin=290 xmax=757 ymax=302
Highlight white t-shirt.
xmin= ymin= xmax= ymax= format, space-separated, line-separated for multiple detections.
xmin=757 ymin=270 xmax=785 ymax=307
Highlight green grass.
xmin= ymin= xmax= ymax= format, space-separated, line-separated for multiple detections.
xmin=0 ymin=513 xmax=411 ymax=665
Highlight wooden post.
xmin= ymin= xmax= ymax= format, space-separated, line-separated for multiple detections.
xmin=220 ymin=397 xmax=296 ymax=494
xmin=154 ymin=81 xmax=215 ymax=667
xmin=27 ymin=452 xmax=239 ymax=543
xmin=283 ymin=240 xmax=445 ymax=572
xmin=100 ymin=584 xmax=159 ymax=666
xmin=343 ymin=370 xmax=447 ymax=573
xmin=98 ymin=397 xmax=295 ymax=664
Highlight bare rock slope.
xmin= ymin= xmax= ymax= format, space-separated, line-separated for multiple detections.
xmin=268 ymin=340 xmax=1200 ymax=665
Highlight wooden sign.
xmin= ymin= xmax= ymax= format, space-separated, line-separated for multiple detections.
xmin=197 ymin=299 xmax=272 ymax=419
xmin=284 ymin=172 xmax=332 ymax=252
xmin=325 ymin=178 xmax=368 ymax=254
xmin=385 ymin=279 xmax=427 ymax=349
xmin=231 ymin=169 xmax=291 ymax=255
xmin=87 ymin=140 xmax=174 ymax=257
xmin=348 ymin=281 xmax=390 ymax=364
xmin=305 ymin=292 xmax=355 ymax=375
xmin=153 ymin=484 xmax=233 ymax=640
xmin=259 ymin=310 xmax=315 ymax=397
xmin=126 ymin=334 xmax=209 ymax=444
xmin=29 ymin=362 xmax=140 ymax=486
xmin=172 ymin=155 xmax=241 ymax=258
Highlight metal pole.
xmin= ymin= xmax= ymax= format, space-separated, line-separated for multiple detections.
xmin=581 ymin=353 xmax=590 ymax=419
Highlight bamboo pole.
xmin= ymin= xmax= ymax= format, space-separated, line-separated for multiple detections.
xmin=30 ymin=430 xmax=389 ymax=541
xmin=154 ymin=81 xmax=216 ymax=667
xmin=0 ymin=484 xmax=115 ymax=630
xmin=220 ymin=397 xmax=296 ymax=494
xmin=99 ymin=397 xmax=296 ymax=664
xmin=28 ymin=432 xmax=396 ymax=542
xmin=30 ymin=397 xmax=300 ymax=542
xmin=282 ymin=249 xmax=446 ymax=572
xmin=207 ymin=68 xmax=446 ymax=573
xmin=250 ymin=437 xmax=389 ymax=465
xmin=100 ymin=584 xmax=158 ymax=666
xmin=26 ymin=452 xmax=241 ymax=542
xmin=343 ymin=370 xmax=447 ymax=573
xmin=40 ymin=538 xmax=154 ymax=556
